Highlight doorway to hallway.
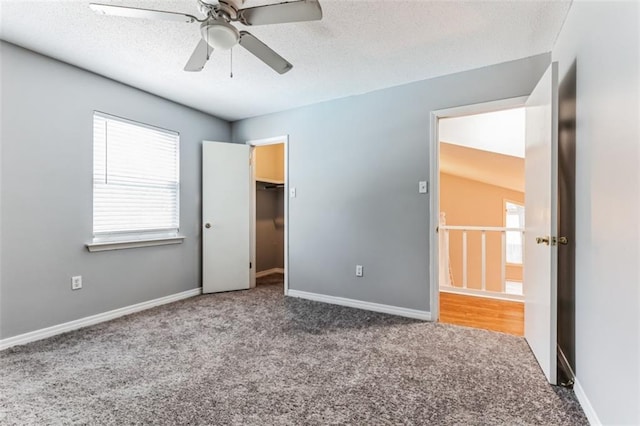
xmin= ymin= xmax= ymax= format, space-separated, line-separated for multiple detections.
xmin=435 ymin=106 xmax=527 ymax=336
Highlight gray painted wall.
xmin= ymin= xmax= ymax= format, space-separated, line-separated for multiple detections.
xmin=552 ymin=2 xmax=639 ymax=423
xmin=256 ymin=183 xmax=285 ymax=272
xmin=232 ymin=53 xmax=550 ymax=311
xmin=0 ymin=42 xmax=231 ymax=339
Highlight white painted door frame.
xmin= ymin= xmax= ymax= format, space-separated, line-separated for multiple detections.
xmin=247 ymin=135 xmax=289 ymax=295
xmin=428 ymin=96 xmax=529 ymax=321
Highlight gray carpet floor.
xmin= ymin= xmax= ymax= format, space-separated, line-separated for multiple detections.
xmin=1 ymin=274 xmax=587 ymax=425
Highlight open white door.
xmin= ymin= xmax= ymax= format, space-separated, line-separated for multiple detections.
xmin=202 ymin=141 xmax=251 ymax=293
xmin=524 ymin=63 xmax=559 ymax=384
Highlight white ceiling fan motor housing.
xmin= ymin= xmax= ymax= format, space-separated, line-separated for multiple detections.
xmin=201 ymin=19 xmax=240 ymax=50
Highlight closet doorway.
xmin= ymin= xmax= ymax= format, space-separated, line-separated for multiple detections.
xmin=248 ymin=136 xmax=289 ymax=294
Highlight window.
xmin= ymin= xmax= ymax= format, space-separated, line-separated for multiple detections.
xmin=505 ymin=201 xmax=525 ymax=264
xmin=92 ymin=112 xmax=180 ymax=244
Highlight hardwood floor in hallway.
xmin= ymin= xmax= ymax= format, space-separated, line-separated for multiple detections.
xmin=439 ymin=292 xmax=524 ymax=336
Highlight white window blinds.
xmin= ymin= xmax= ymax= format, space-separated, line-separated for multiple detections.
xmin=93 ymin=112 xmax=180 ymax=239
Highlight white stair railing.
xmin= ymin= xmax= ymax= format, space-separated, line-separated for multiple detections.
xmin=440 ymin=225 xmax=525 ymax=300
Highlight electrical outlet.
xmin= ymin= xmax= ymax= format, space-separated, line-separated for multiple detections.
xmin=71 ymin=276 xmax=82 ymax=290
xmin=419 ymin=181 xmax=428 ymax=194
xmin=355 ymin=265 xmax=363 ymax=277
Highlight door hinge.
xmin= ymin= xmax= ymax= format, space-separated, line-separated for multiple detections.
xmin=250 ymin=262 xmax=252 ymax=269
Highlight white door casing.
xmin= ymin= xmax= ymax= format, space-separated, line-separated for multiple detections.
xmin=202 ymin=141 xmax=251 ymax=294
xmin=524 ymin=62 xmax=559 ymax=385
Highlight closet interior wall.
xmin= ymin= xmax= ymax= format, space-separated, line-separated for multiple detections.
xmin=255 ymin=144 xmax=285 ymax=274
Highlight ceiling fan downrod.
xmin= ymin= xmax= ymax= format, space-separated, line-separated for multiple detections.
xmin=198 ymin=0 xmax=241 ymax=22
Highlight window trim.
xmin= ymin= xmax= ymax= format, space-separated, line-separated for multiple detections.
xmin=86 ymin=236 xmax=184 ymax=252
xmin=89 ymin=111 xmax=183 ymax=251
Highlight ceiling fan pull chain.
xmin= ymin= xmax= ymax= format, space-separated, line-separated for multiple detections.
xmin=230 ymin=48 xmax=233 ymax=78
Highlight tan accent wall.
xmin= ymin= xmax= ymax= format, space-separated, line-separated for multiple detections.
xmin=440 ymin=172 xmax=524 ymax=292
xmin=440 ymin=142 xmax=525 ymax=192
xmin=255 ymin=143 xmax=284 ymax=182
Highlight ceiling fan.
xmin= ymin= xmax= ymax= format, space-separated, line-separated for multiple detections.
xmin=89 ymin=0 xmax=323 ymax=74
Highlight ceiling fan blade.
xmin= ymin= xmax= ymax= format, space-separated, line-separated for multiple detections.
xmin=239 ymin=31 xmax=293 ymax=74
xmin=89 ymin=3 xmax=200 ymax=23
xmin=184 ymin=39 xmax=214 ymax=72
xmin=238 ymin=0 xmax=322 ymax=26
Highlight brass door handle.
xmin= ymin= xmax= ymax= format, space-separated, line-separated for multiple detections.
xmin=536 ymin=236 xmax=550 ymax=245
xmin=537 ymin=236 xmax=568 ymax=246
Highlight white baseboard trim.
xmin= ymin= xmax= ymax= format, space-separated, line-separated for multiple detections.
xmin=574 ymin=378 xmax=601 ymax=425
xmin=0 ymin=288 xmax=202 ymax=351
xmin=256 ymin=268 xmax=285 ymax=278
xmin=287 ymin=289 xmax=431 ymax=321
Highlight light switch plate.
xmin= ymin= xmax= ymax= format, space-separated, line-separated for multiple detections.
xmin=419 ymin=181 xmax=428 ymax=194
xmin=290 ymin=187 xmax=297 ymax=198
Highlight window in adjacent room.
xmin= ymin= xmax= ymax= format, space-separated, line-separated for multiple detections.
xmin=505 ymin=200 xmax=525 ymax=264
xmin=92 ymin=112 xmax=180 ymax=243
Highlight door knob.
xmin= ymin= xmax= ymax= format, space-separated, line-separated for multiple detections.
xmin=556 ymin=236 xmax=569 ymax=245
xmin=536 ymin=236 xmax=550 ymax=245
xmin=205 ymin=223 xmax=211 ymax=229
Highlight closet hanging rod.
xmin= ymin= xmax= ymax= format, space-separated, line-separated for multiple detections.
xmin=260 ymin=183 xmax=285 ymax=190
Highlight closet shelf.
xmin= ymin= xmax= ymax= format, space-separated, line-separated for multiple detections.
xmin=256 ymin=177 xmax=284 ymax=184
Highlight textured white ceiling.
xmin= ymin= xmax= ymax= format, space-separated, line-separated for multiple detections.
xmin=0 ymin=0 xmax=571 ymax=121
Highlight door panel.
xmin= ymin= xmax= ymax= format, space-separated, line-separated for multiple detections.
xmin=202 ymin=141 xmax=251 ymax=293
xmin=524 ymin=62 xmax=559 ymax=384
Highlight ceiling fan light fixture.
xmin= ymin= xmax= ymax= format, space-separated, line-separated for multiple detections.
xmin=200 ymin=20 xmax=239 ymax=50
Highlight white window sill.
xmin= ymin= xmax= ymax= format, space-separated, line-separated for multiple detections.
xmin=86 ymin=236 xmax=185 ymax=252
